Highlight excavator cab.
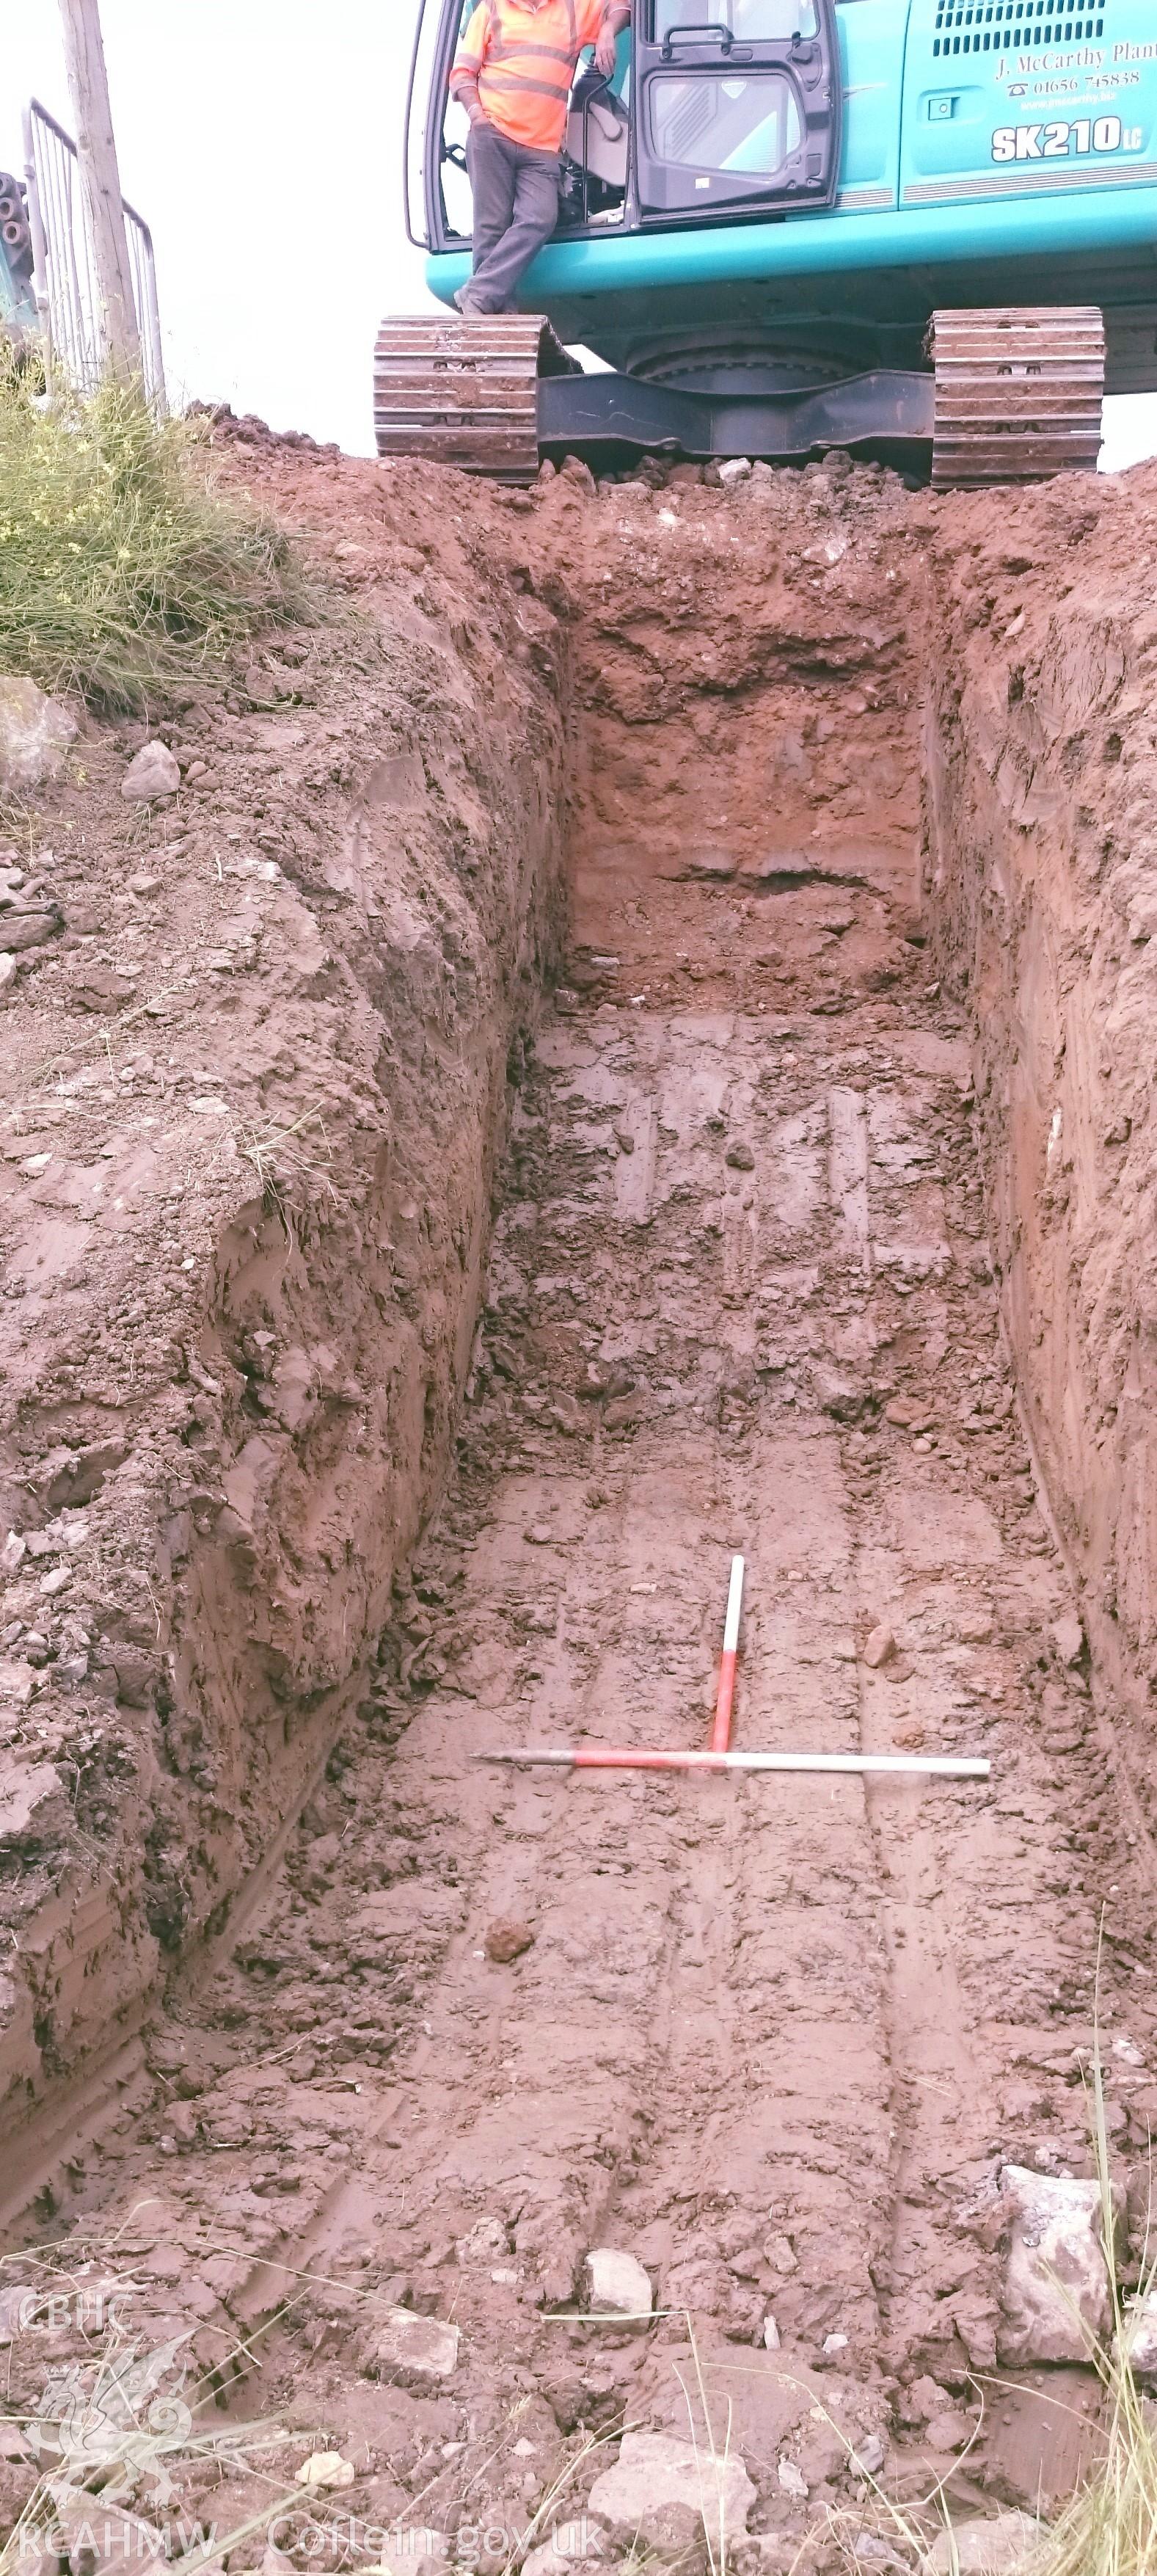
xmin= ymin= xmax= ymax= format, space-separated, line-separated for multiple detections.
xmin=385 ymin=0 xmax=1157 ymax=485
xmin=427 ymin=1 xmax=840 ymax=243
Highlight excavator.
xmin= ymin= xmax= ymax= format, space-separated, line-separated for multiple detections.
xmin=379 ymin=0 xmax=1157 ymax=485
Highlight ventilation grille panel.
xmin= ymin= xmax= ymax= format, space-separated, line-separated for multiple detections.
xmin=933 ymin=4 xmax=1105 ymax=54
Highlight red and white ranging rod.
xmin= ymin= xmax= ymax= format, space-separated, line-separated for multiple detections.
xmin=475 ymin=1557 xmax=991 ymax=1782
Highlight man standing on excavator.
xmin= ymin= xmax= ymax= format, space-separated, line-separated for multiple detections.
xmin=450 ymin=0 xmax=631 ymax=316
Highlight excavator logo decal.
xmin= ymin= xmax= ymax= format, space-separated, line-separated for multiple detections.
xmin=992 ymin=114 xmax=1142 ymax=161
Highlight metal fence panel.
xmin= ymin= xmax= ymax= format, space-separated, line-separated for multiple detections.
xmin=21 ymin=98 xmax=166 ymax=410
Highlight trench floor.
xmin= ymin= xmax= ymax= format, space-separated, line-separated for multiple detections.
xmin=15 ymin=847 xmax=1139 ymax=2565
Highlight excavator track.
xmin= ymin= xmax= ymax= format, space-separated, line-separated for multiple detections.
xmin=930 ymin=305 xmax=1105 ymax=490
xmin=373 ymin=313 xmax=576 ymax=481
xmin=373 ymin=306 xmax=1106 ymax=490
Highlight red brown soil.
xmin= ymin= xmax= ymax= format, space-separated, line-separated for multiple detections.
xmin=921 ymin=464 xmax=1157 ymax=1875
xmin=0 ymin=434 xmax=1155 ymax=2570
xmin=0 ymin=438 xmax=568 ymax=2156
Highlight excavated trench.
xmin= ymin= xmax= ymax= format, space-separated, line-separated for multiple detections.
xmin=3 ymin=443 xmax=1157 ymax=2571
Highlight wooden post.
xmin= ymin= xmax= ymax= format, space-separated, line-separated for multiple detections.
xmin=57 ymin=0 xmax=142 ymax=376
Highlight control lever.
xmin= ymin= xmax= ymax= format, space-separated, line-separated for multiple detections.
xmin=575 ymin=68 xmax=617 ymax=226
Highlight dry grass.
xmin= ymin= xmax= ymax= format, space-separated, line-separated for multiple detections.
xmin=3 ymin=2040 xmax=1155 ymax=2576
xmin=0 ymin=2220 xmax=621 ymax=2576
xmin=674 ymin=2325 xmax=744 ymax=2576
xmin=232 ymin=1104 xmax=337 ymax=1242
xmin=0 ymin=374 xmax=315 ymax=714
xmin=812 ymin=1954 xmax=1157 ymax=2576
xmin=1012 ymin=1998 xmax=1157 ymax=2576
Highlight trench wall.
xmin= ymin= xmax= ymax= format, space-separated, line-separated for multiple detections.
xmin=0 ymin=448 xmax=569 ymax=2159
xmin=10 ymin=428 xmax=1157 ymax=2180
xmin=528 ymin=459 xmax=927 ymax=1058
xmin=924 ymin=462 xmax=1157 ymax=1824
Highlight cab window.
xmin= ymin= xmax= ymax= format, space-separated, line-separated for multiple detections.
xmin=652 ymin=0 xmax=820 ymax=34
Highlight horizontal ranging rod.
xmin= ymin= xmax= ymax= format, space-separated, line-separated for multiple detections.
xmin=474 ymin=1750 xmax=990 ymax=1780
xmin=476 ymin=1560 xmax=990 ymax=1784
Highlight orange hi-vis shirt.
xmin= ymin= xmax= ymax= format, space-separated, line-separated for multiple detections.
xmin=450 ymin=0 xmax=608 ymax=154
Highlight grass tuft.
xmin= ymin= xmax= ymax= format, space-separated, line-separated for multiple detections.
xmin=809 ymin=1933 xmax=1157 ymax=2575
xmin=1012 ymin=1948 xmax=1157 ymax=2576
xmin=0 ymin=375 xmax=315 ymax=715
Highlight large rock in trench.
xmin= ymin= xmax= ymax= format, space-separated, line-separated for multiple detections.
xmin=999 ymin=2164 xmax=1120 ymax=2365
xmin=588 ymin=2431 xmax=755 ymax=2546
xmin=363 ymin=2306 xmax=459 ymax=2387
xmin=584 ymin=2246 xmax=653 ymax=2318
xmin=0 ymin=677 xmax=76 ymax=794
xmin=121 ymin=739 xmax=180 ymax=801
xmin=1121 ymin=2287 xmax=1157 ymax=2379
xmin=929 ymin=2511 xmax=1047 ymax=2573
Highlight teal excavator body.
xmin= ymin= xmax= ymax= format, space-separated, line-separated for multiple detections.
xmin=384 ymin=3 xmax=1157 ymax=478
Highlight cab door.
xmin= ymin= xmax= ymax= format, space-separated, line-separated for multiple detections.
xmin=633 ymin=0 xmax=842 ymax=219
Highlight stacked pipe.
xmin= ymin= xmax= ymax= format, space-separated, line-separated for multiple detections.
xmin=0 ymin=175 xmax=34 ymax=281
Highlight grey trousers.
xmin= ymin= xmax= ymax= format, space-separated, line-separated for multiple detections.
xmin=466 ymin=121 xmax=561 ymax=313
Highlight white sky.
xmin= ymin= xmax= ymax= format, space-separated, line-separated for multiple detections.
xmin=2 ymin=0 xmax=1154 ymax=470
xmin=1 ymin=1 xmax=437 ymax=455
